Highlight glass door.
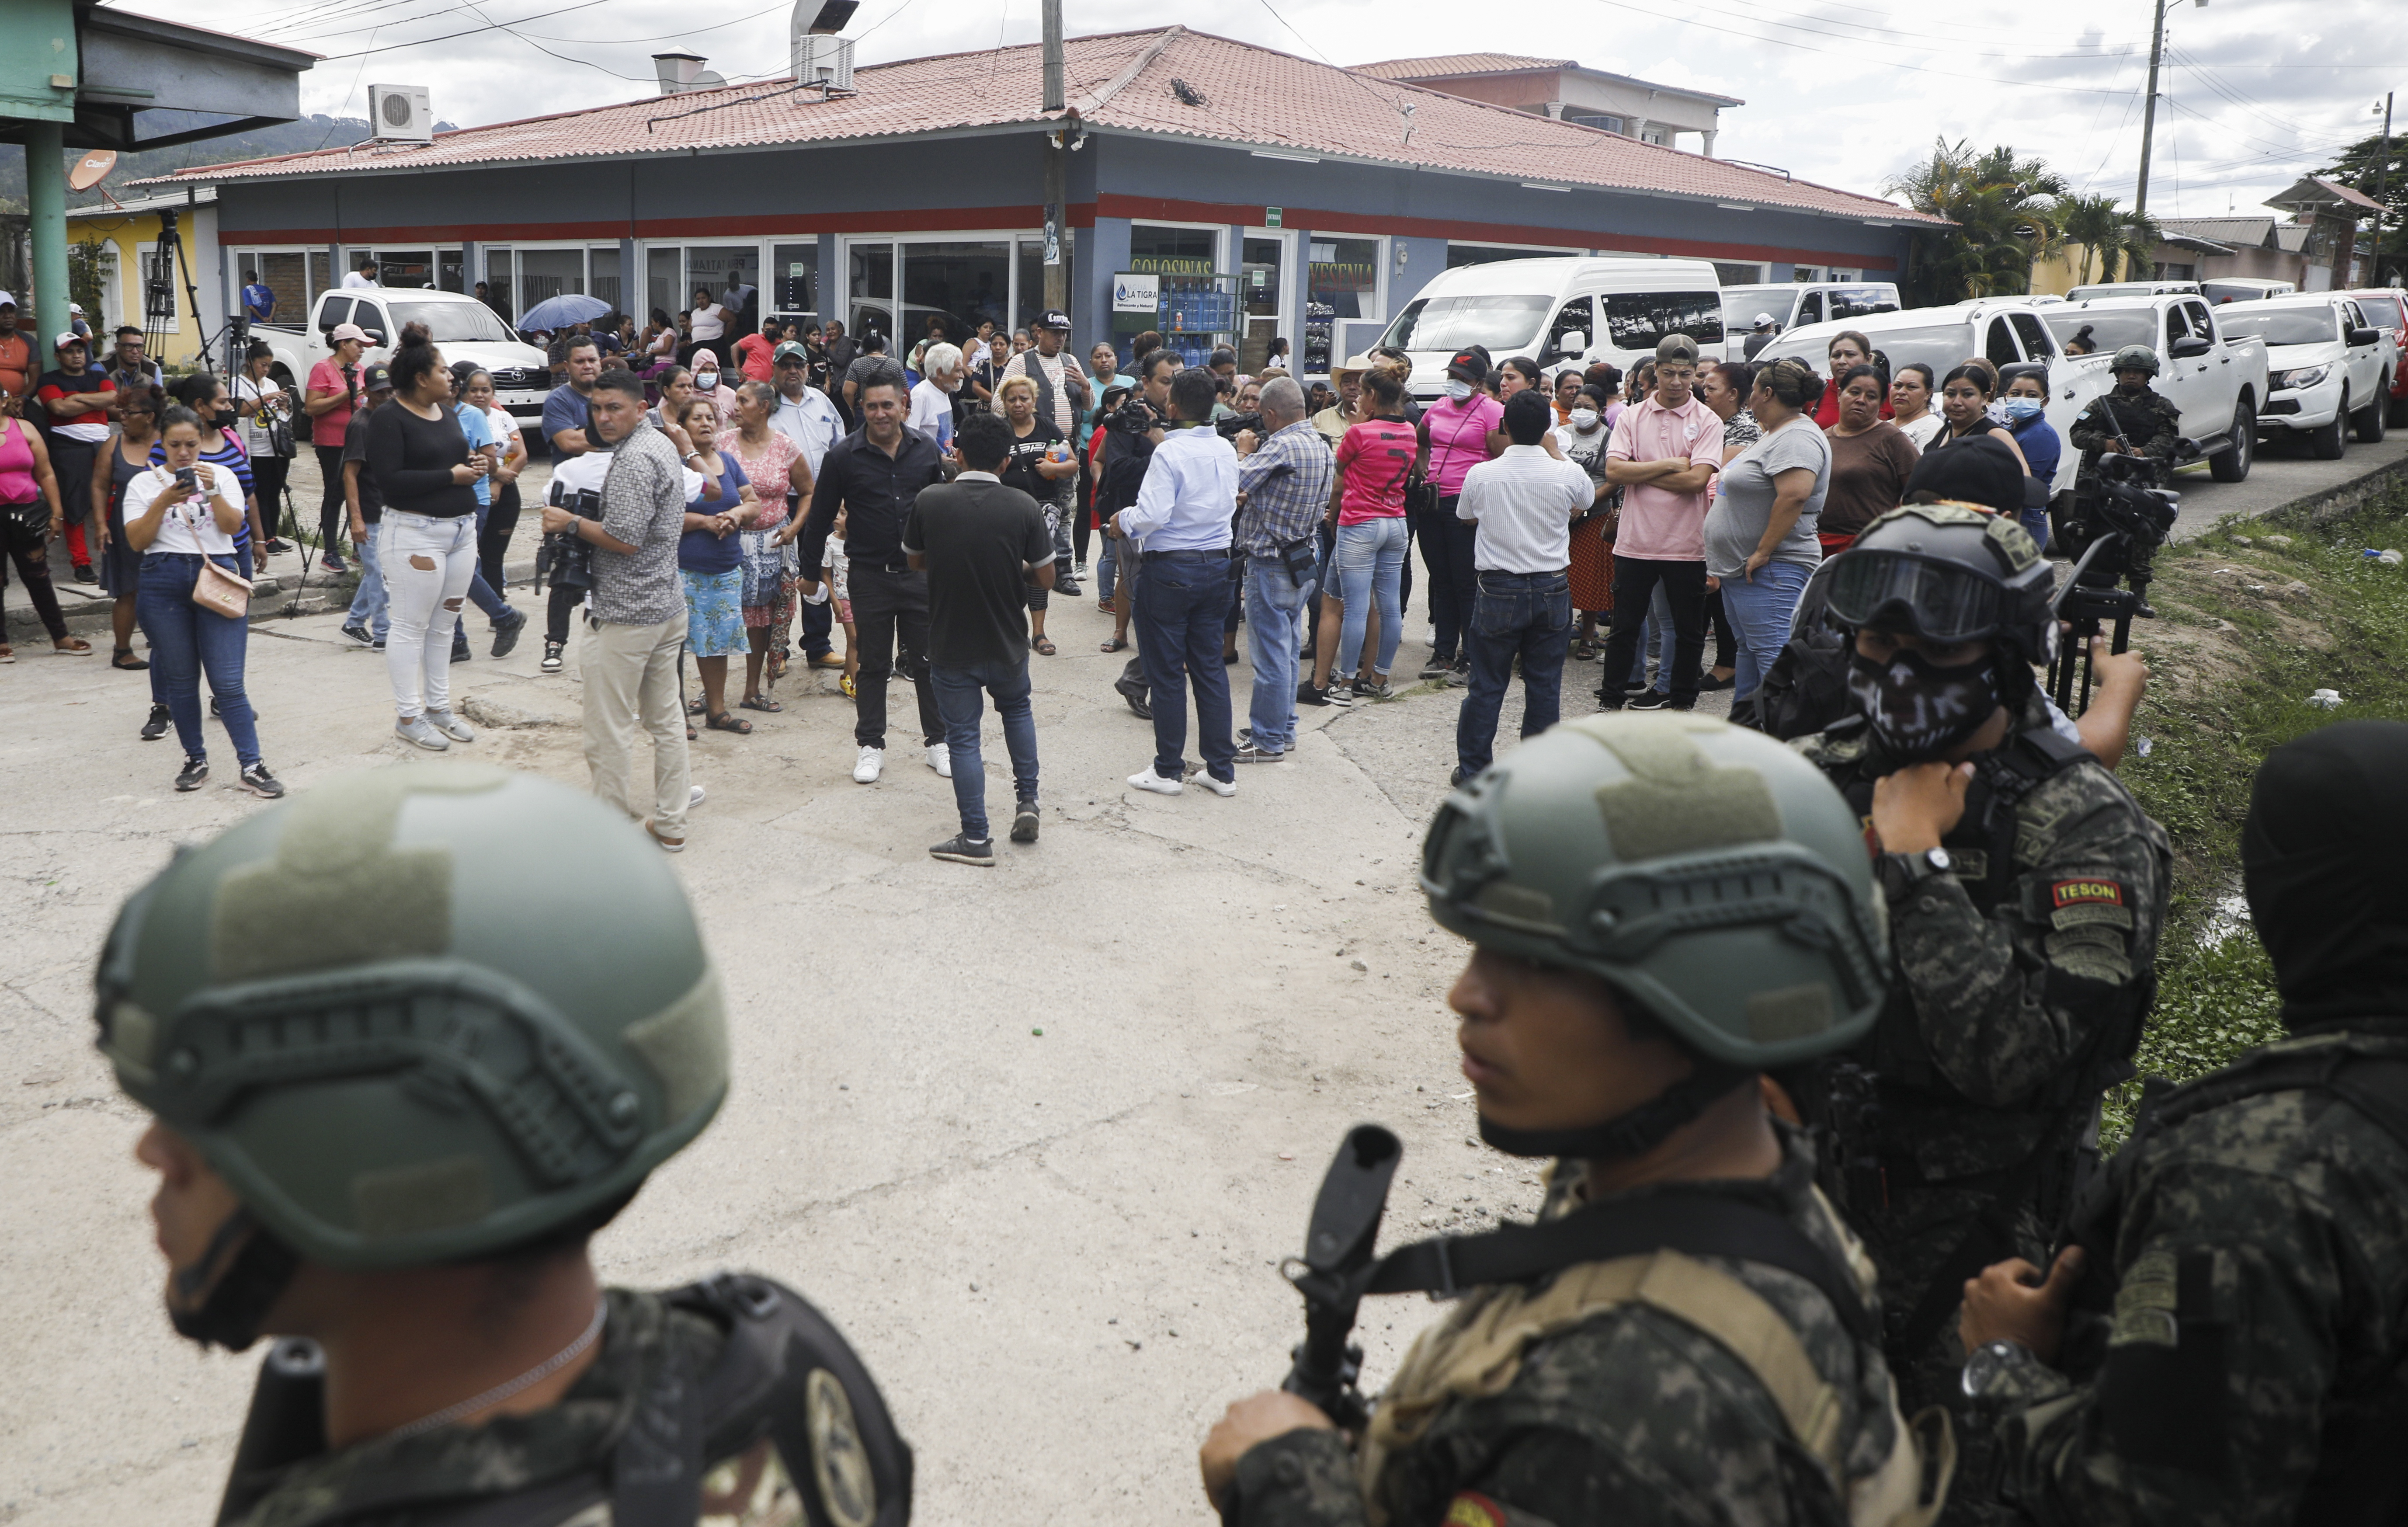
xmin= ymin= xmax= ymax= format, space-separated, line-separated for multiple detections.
xmin=847 ymin=239 xmax=897 ymax=342
xmin=1305 ymin=237 xmax=1381 ymax=376
xmin=589 ymin=247 xmax=622 ymax=313
xmin=771 ymin=242 xmax=819 ymax=321
xmin=902 ymin=240 xmax=1010 ymax=350
xmin=483 ymin=248 xmax=514 ymax=323
xmin=1240 ymin=232 xmax=1290 ymax=372
xmin=519 ymin=248 xmax=585 ymax=311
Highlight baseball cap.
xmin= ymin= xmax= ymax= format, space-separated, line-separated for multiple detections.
xmin=0 ymin=291 xmax=14 ymax=308
xmin=1904 ymin=435 xmax=2027 ymax=516
xmin=1445 ymin=348 xmax=1489 ymax=383
xmin=773 ymin=340 xmax=809 ymax=364
xmin=1752 ymin=312 xmax=1775 ymax=327
xmin=53 ymin=331 xmax=84 ymax=352
xmin=1036 ymin=310 xmax=1072 ymax=330
xmin=68 ymin=302 xmax=84 ymax=316
xmin=1655 ymin=334 xmax=1701 ymax=365
xmin=361 ymin=362 xmax=395 ymax=391
xmin=329 ymin=321 xmax=370 ymax=344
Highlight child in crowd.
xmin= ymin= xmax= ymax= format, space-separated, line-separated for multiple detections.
xmin=820 ymin=507 xmax=857 ymax=697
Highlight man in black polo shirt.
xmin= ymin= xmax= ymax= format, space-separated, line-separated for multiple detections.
xmin=799 ymin=376 xmax=951 ymax=785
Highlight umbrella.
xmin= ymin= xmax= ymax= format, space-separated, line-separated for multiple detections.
xmin=516 ymin=292 xmax=613 ymax=332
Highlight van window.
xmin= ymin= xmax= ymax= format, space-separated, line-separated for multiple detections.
xmin=1599 ymin=290 xmax=1722 ymax=353
xmin=1826 ymin=286 xmax=1901 ymax=321
xmin=350 ymin=301 xmax=390 ymax=343
xmin=2010 ymin=312 xmax=2054 ymax=359
xmin=313 ymin=294 xmax=352 ymax=333
xmin=1985 ymin=317 xmax=2020 ymax=368
xmin=1798 ymin=293 xmax=1825 ymax=326
xmin=1543 ymin=297 xmax=1593 ymax=360
xmin=1720 ymin=288 xmax=1792 ymax=335
xmin=2189 ymin=303 xmax=2218 ymax=343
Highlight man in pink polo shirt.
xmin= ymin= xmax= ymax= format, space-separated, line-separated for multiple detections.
xmin=1598 ymin=334 xmax=1722 ymax=711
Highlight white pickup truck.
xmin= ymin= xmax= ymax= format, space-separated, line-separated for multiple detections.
xmin=2213 ymin=292 xmax=2398 ymax=459
xmin=2041 ymin=293 xmax=2269 ymax=481
xmin=250 ymin=287 xmax=554 ymax=425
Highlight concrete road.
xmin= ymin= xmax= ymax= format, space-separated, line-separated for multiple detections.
xmin=0 ymin=573 xmax=1587 ymax=1525
xmin=2162 ymin=430 xmax=2408 ymax=541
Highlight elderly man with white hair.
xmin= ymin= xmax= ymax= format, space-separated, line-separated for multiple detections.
xmin=907 ymin=341 xmax=965 ymax=452
xmin=1229 ymin=376 xmax=1335 ymax=765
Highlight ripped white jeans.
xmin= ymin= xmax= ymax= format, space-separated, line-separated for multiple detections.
xmin=380 ymin=510 xmax=477 ymax=717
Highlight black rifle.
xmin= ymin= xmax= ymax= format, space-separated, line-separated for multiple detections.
xmin=2047 ymin=445 xmax=2186 ymax=716
xmin=1280 ymin=1124 xmax=1403 ymax=1428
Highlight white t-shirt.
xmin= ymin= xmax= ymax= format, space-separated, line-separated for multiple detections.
xmin=343 ymin=271 xmax=377 ymax=289
xmin=233 ymin=373 xmax=288 ymax=458
xmin=485 ymin=405 xmax=523 ymax=467
xmin=1897 ymin=414 xmax=1944 ymax=450
xmin=907 ymin=378 xmax=956 ymax=451
xmin=689 ymin=303 xmax=729 ymax=342
xmin=125 ymin=463 xmax=244 ymax=556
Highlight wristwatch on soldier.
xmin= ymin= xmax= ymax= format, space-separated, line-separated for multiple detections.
xmin=1876 ymin=845 xmax=1952 ymax=899
xmin=1962 ymin=1337 xmax=2043 ymax=1413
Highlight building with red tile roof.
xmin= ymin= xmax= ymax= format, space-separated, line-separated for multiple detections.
xmin=140 ymin=25 xmax=1932 ymax=379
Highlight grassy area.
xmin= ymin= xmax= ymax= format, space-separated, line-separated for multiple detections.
xmin=2100 ymin=481 xmax=2408 ymax=1141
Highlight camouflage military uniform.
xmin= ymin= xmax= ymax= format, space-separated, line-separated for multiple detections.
xmin=1985 ymin=1029 xmax=2408 ymax=1526
xmin=2066 ymin=390 xmax=2182 ymax=501
xmin=1228 ymin=1127 xmax=1915 ymax=1527
xmin=1794 ymin=700 xmax=2171 ymax=1439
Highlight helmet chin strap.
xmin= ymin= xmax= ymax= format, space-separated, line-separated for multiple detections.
xmin=1477 ymin=1062 xmax=1755 ymax=1162
xmin=168 ymin=1206 xmax=300 ymax=1353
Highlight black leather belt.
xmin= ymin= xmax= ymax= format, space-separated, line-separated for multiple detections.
xmin=1141 ymin=547 xmax=1229 ymax=562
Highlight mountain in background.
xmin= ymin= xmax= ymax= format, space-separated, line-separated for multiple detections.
xmin=0 ymin=112 xmax=458 ymax=209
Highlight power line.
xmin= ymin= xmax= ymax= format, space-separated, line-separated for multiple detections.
xmin=1685 ymin=0 xmax=2142 ymax=63
xmin=306 ymin=0 xmax=619 ymax=61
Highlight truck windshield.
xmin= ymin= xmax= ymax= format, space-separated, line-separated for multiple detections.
xmin=1381 ymin=295 xmax=1551 ymax=354
xmin=2044 ymin=309 xmax=2156 ymax=353
xmin=1721 ymin=289 xmax=1785 ymax=334
xmin=2216 ymin=309 xmax=2339 ymax=347
xmin=383 ymin=300 xmax=518 ymax=345
xmin=1759 ymin=323 xmax=1972 ymax=381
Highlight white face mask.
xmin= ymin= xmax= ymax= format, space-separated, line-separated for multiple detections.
xmin=1442 ymin=379 xmax=1473 ymax=401
xmin=1569 ymin=408 xmax=1600 ymax=431
xmin=694 ymin=371 xmax=719 ymax=391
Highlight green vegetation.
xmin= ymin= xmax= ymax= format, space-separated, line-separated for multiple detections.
xmin=2102 ymin=483 xmax=2408 ymax=1140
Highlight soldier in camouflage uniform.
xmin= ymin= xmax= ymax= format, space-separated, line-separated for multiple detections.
xmin=1202 ymin=717 xmax=1951 ymax=1527
xmin=98 ymin=765 xmax=910 ymax=1527
xmin=1962 ymin=720 xmax=2408 ymax=1526
xmin=2066 ymin=347 xmax=2182 ymax=506
xmin=1791 ymin=504 xmax=2169 ymax=1510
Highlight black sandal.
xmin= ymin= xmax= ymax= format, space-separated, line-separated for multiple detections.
xmin=739 ymin=694 xmax=782 ymax=713
xmin=687 ymin=696 xmax=707 ymax=716
xmin=706 ymin=711 xmax=753 ymax=734
xmin=1031 ymin=633 xmax=1057 ymax=656
xmin=112 ymin=649 xmax=151 ymax=671
xmin=1099 ymin=634 xmax=1128 ymax=653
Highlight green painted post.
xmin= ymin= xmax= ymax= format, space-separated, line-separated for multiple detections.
xmin=27 ymin=122 xmax=67 ymax=352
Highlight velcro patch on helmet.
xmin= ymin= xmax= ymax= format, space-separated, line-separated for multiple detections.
xmin=352 ymin=1154 xmax=494 ymax=1240
xmin=1589 ymin=721 xmax=1782 ymax=862
xmin=1746 ymin=984 xmax=1835 ymax=1042
xmin=1982 ymin=514 xmax=2041 ymax=573
xmin=623 ymin=970 xmax=730 ymax=1123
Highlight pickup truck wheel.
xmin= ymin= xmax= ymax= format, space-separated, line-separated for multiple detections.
xmin=2309 ymin=390 xmax=2349 ymax=460
xmin=2209 ymin=399 xmax=2253 ymax=482
xmin=2356 ymin=381 xmax=2390 ymax=444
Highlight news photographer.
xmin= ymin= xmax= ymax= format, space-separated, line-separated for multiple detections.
xmin=540 ymin=368 xmax=697 ymax=849
xmin=1097 ymin=349 xmax=1175 ymax=708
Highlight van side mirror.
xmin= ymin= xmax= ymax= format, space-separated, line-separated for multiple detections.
xmin=2168 ymin=335 xmax=2211 ymax=359
xmin=2349 ymin=327 xmax=2380 ymax=348
xmin=1554 ymin=330 xmax=1587 ymax=358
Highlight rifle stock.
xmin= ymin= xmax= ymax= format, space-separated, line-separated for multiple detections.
xmin=1279 ymin=1124 xmax=1404 ymax=1429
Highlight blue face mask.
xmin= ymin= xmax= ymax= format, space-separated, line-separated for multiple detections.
xmin=2004 ymin=397 xmax=2044 ymax=422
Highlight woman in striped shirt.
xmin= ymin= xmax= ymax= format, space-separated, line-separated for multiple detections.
xmin=156 ymin=372 xmax=260 ymax=575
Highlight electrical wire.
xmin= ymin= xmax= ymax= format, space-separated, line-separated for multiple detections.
xmin=306 ymin=0 xmax=619 ymax=61
xmin=1680 ymin=0 xmax=2140 ymax=63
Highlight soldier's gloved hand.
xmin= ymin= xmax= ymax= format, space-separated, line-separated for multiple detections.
xmin=1869 ymin=761 xmax=1974 ymax=855
xmin=1959 ymin=1245 xmax=2084 ymax=1364
xmin=1201 ymin=1390 xmax=1334 ymax=1507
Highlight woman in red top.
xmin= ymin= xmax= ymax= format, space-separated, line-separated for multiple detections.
xmin=733 ymin=327 xmax=777 ymax=384
xmin=1308 ymin=368 xmax=1419 ymax=704
xmin=305 ymin=322 xmax=368 ymax=571
xmin=1810 ymin=330 xmax=1891 ymax=429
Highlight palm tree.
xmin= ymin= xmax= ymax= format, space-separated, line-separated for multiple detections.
xmin=2058 ymin=195 xmax=2165 ymax=284
xmin=1886 ymin=139 xmax=2071 ymax=304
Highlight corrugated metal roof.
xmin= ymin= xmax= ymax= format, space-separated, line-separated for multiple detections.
xmin=132 ymin=27 xmax=1926 ymax=224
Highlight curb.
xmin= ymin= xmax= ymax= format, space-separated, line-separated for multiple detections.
xmin=2260 ymin=449 xmax=2408 ymax=531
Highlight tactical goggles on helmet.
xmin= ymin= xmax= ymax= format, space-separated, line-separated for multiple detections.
xmin=1821 ymin=549 xmax=2012 ymax=645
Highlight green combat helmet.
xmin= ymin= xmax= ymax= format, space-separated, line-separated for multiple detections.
xmin=2109 ymin=344 xmax=2161 ymax=376
xmin=95 ymin=764 xmax=726 ymax=1340
xmin=1421 ymin=715 xmax=1887 ymax=1152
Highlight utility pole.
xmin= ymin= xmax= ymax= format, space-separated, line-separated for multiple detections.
xmin=2132 ymin=0 xmax=2170 ymax=219
xmin=2375 ymin=92 xmax=2394 ymax=285
xmin=1041 ymin=0 xmax=1067 ymax=313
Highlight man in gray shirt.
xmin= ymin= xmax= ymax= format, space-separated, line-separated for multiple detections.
xmin=541 ymin=367 xmax=695 ymax=849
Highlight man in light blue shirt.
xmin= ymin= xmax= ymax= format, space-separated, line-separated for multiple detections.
xmin=1110 ymin=365 xmax=1240 ymax=797
xmin=451 ymin=387 xmax=528 ymax=661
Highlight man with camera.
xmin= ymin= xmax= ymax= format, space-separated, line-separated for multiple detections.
xmin=1229 ymin=378 xmax=1331 ymax=765
xmin=1098 ymin=349 xmax=1175 ymax=714
xmin=540 ymin=369 xmax=698 ymax=850
xmin=1111 ymin=365 xmax=1241 ymax=797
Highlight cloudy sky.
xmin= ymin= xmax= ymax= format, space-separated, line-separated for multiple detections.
xmin=118 ymin=0 xmax=2398 ymax=219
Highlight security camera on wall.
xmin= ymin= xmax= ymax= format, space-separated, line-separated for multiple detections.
xmin=367 ymin=85 xmax=434 ymax=143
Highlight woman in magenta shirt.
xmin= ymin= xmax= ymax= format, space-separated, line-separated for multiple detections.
xmin=1414 ymin=348 xmax=1505 ymax=679
xmin=305 ymin=323 xmax=368 ymax=571
xmin=1322 ymin=368 xmax=1420 ymax=700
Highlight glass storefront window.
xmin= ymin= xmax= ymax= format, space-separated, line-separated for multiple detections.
xmin=646 ymin=248 xmax=681 ymax=326
xmin=1305 ymin=237 xmax=1380 ymax=375
xmin=308 ymin=250 xmax=332 ymax=306
xmin=901 ymin=240 xmax=1009 ymax=349
xmin=1240 ymin=235 xmax=1284 ymax=372
xmin=373 ymin=249 xmax=438 ymax=289
xmin=519 ymin=248 xmax=585 ymax=309
xmin=590 ymin=247 xmax=622 ymax=313
xmin=771 ymin=242 xmax=819 ymax=320
xmin=685 ymin=244 xmax=758 ymax=318
xmin=848 ymin=241 xmax=896 ymax=340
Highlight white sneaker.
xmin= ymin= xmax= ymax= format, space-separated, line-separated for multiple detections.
xmin=1127 ymin=769 xmax=1182 ymax=796
xmin=1193 ymin=772 xmax=1237 ymax=798
xmin=395 ymin=716 xmax=450 ymax=751
xmin=853 ymin=746 xmax=884 ymax=783
xmin=423 ymin=708 xmax=476 ymax=743
xmin=926 ymin=743 xmax=952 ymax=779
xmin=688 ymin=784 xmax=706 ymax=808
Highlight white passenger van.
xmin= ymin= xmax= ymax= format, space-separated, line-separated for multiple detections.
xmin=1377 ymin=257 xmax=1723 ymax=400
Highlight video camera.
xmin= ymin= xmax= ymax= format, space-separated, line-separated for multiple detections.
xmin=1213 ymin=410 xmax=1266 ymax=442
xmin=2047 ymin=445 xmax=2192 ymax=715
xmin=1105 ymin=397 xmax=1163 ymax=436
xmin=535 ymin=487 xmax=603 ymax=595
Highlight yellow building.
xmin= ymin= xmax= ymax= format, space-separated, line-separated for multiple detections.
xmin=60 ymin=186 xmax=222 ymax=369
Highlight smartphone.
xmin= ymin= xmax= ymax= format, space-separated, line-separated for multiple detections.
xmin=174 ymin=467 xmax=198 ymax=490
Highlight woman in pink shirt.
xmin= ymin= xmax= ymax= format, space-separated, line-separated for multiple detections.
xmin=305 ymin=322 xmax=368 ymax=572
xmin=1413 ymin=348 xmax=1505 ymax=680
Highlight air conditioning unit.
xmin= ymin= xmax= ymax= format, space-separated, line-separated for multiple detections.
xmin=367 ymin=85 xmax=434 ymax=143
xmin=794 ymin=35 xmax=855 ymax=91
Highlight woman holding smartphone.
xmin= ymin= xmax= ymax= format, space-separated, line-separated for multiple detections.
xmin=123 ymin=405 xmax=282 ymax=797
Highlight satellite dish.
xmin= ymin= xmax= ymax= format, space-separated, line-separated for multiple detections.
xmin=67 ymin=150 xmax=117 ymax=192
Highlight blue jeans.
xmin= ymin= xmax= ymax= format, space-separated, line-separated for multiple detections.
xmin=1626 ymin=583 xmax=1679 ymax=690
xmin=346 ymin=523 xmax=389 ymax=638
xmin=2019 ymin=506 xmax=2051 ymax=554
xmin=1244 ymin=554 xmax=1313 ymax=753
xmin=1095 ymin=533 xmax=1119 ymax=602
xmin=1133 ymin=549 xmax=1237 ymax=783
xmin=137 ymin=552 xmax=261 ymax=765
xmin=1335 ymin=516 xmax=1410 ymax=678
xmin=467 ymin=500 xmax=515 ymax=623
xmin=1719 ymin=558 xmax=1814 ymax=703
xmin=929 ymin=656 xmax=1039 ymax=841
xmin=1457 ymin=569 xmax=1572 ymax=778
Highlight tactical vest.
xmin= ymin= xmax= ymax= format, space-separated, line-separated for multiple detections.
xmin=215 ymin=1274 xmax=911 ymax=1527
xmin=2065 ymin=1030 xmax=2408 ymax=1526
xmin=1356 ymin=1179 xmax=1953 ymax=1527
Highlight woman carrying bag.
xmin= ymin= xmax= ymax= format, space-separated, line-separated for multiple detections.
xmin=123 ymin=405 xmax=283 ymax=798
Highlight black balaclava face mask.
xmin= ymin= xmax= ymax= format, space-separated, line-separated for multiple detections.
xmin=1846 ymin=646 xmax=2002 ymax=761
xmin=2241 ymin=720 xmax=2408 ymax=1030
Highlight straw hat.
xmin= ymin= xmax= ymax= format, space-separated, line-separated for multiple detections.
xmin=1332 ymin=353 xmax=1378 ymax=381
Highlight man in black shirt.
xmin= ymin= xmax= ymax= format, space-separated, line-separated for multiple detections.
xmin=904 ymin=410 xmax=1056 ymax=865
xmin=800 ymin=376 xmax=951 ymax=784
